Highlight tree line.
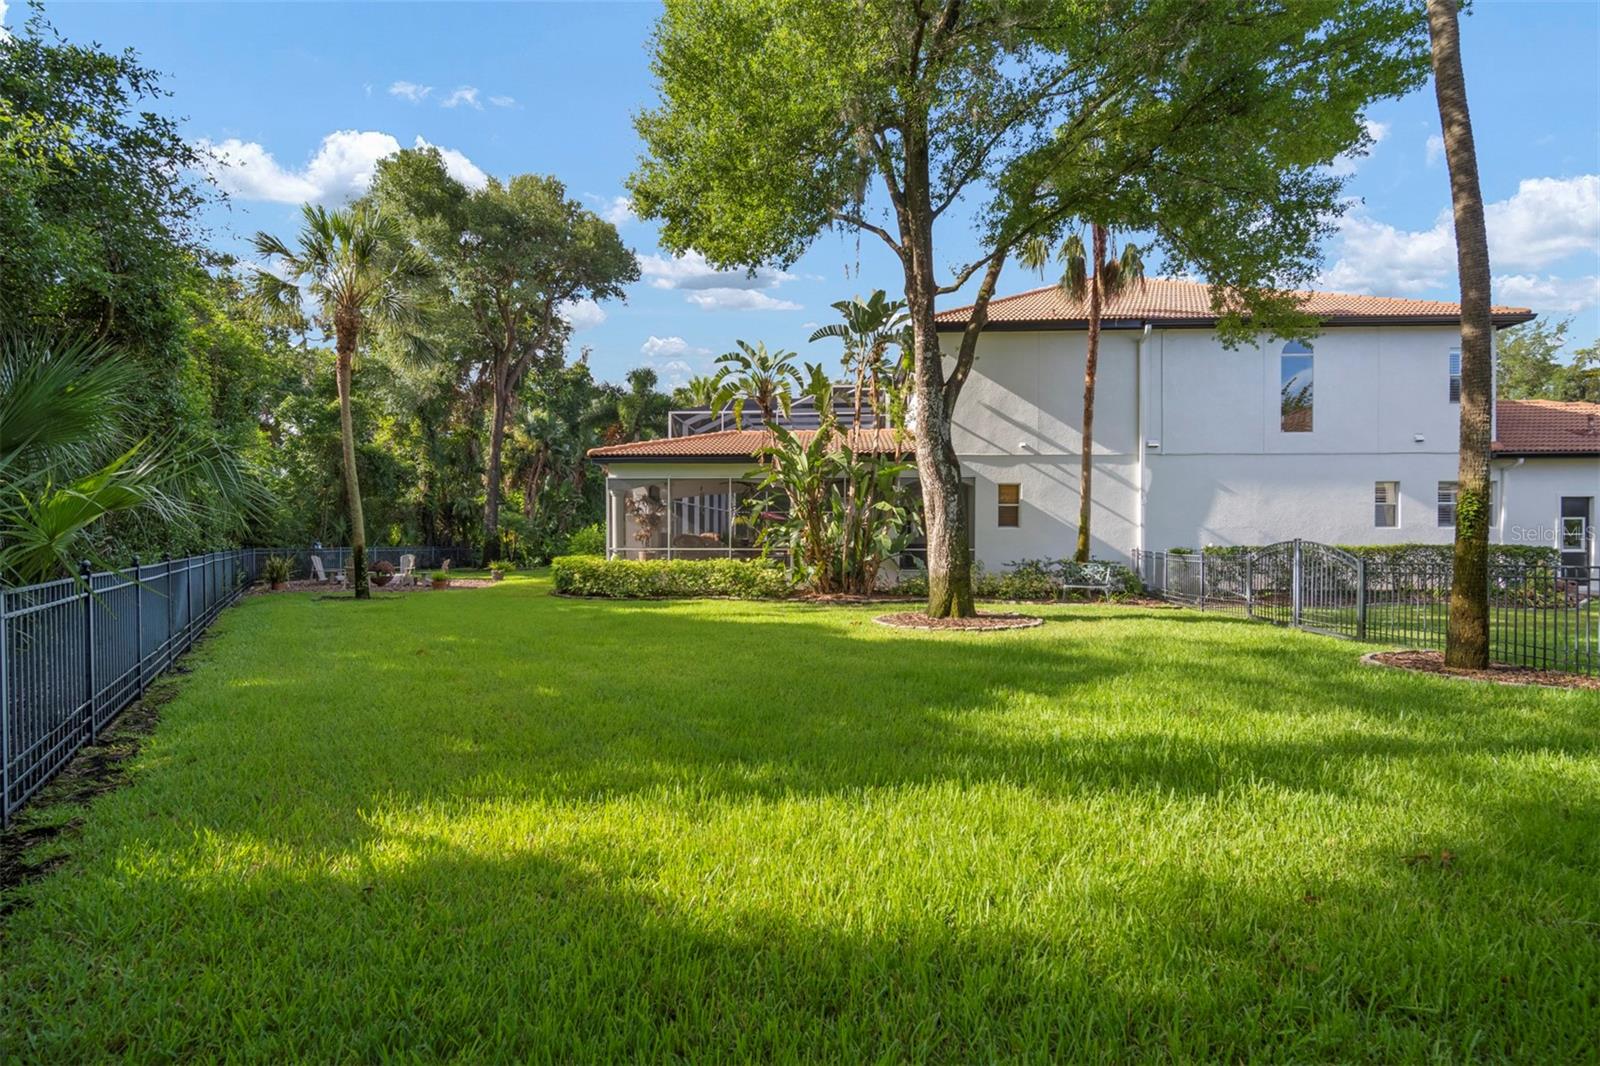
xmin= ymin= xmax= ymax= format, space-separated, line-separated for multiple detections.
xmin=0 ymin=10 xmax=677 ymax=589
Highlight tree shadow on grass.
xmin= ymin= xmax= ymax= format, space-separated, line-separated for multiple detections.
xmin=4 ymin=826 xmax=1593 ymax=1062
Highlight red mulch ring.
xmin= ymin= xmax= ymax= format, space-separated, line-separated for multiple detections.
xmin=1363 ymin=650 xmax=1599 ymax=691
xmin=873 ymin=611 xmax=1044 ymax=632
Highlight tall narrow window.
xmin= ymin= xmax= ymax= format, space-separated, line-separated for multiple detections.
xmin=1374 ymin=481 xmax=1399 ymax=528
xmin=997 ymin=483 xmax=1020 ymax=527
xmin=1448 ymin=350 xmax=1461 ymax=403
xmin=1437 ymin=481 xmax=1458 ymax=527
xmin=1280 ymin=342 xmax=1314 ymax=432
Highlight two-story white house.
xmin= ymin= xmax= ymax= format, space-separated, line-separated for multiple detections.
xmin=590 ymin=280 xmax=1599 ymax=572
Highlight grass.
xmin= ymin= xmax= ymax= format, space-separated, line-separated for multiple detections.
xmin=2 ymin=574 xmax=1597 ymax=1061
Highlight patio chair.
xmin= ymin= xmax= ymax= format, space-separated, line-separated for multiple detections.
xmin=396 ymin=554 xmax=417 ymax=587
xmin=309 ymin=555 xmax=346 ymax=586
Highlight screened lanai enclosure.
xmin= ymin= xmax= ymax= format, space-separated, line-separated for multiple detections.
xmin=606 ymin=477 xmax=769 ymax=559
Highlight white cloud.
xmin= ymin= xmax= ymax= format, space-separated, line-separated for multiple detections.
xmin=641 ymin=250 xmax=793 ymax=291
xmin=388 ymin=81 xmax=432 ymax=104
xmin=440 ymin=86 xmax=482 ymax=110
xmin=489 ymin=95 xmax=517 ymax=108
xmin=1493 ymin=274 xmax=1600 ymax=313
xmin=1425 ymin=133 xmax=1445 ymax=167
xmin=1320 ymin=175 xmax=1600 ymax=302
xmin=200 ymin=129 xmax=486 ymax=203
xmin=685 ymin=288 xmax=803 ymax=312
xmin=640 ymin=335 xmax=711 ymax=359
xmin=558 ymin=298 xmax=606 ymax=331
xmin=597 ymin=195 xmax=635 ymax=226
xmin=0 ymin=1 xmax=10 ymax=42
xmin=1327 ymin=120 xmax=1390 ymax=178
xmin=412 ymin=136 xmax=488 ymax=189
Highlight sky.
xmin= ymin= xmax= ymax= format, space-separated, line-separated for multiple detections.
xmin=9 ymin=1 xmax=1600 ymax=386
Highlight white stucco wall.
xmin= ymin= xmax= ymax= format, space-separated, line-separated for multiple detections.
xmin=1496 ymin=456 xmax=1600 ymax=561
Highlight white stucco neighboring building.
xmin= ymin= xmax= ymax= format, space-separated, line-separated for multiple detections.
xmin=590 ymin=280 xmax=1599 ymax=572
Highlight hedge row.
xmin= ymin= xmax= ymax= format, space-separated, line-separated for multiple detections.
xmin=1179 ymin=542 xmax=1559 ymax=567
xmin=551 ymin=555 xmax=793 ymax=599
xmin=896 ymin=559 xmax=1140 ymax=601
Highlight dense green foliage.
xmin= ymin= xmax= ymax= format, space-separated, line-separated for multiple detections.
xmin=897 ymin=559 xmax=1141 ymax=602
xmin=551 ymin=554 xmax=793 ymax=599
xmin=2 ymin=577 xmax=1596 ymax=1059
xmin=0 ymin=16 xmax=667 ymax=578
xmin=1495 ymin=316 xmax=1600 ymax=402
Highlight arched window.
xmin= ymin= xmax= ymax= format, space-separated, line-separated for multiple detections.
xmin=1280 ymin=342 xmax=1314 ymax=432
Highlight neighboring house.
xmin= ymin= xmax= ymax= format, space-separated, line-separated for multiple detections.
xmin=589 ymin=279 xmax=1599 ymax=571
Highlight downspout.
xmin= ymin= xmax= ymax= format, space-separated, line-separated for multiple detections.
xmin=1134 ymin=322 xmax=1153 ymax=555
xmin=1494 ymin=455 xmax=1524 ymax=545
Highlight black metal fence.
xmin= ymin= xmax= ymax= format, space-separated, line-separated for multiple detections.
xmin=1135 ymin=541 xmax=1599 ymax=677
xmin=1 ymin=545 xmax=476 ymax=826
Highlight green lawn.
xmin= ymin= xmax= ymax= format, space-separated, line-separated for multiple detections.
xmin=3 ymin=575 xmax=1597 ymax=1061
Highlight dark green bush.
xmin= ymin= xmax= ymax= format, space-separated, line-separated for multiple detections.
xmin=551 ymin=555 xmax=793 ymax=599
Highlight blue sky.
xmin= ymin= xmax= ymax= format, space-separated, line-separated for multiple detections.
xmin=12 ymin=1 xmax=1600 ymax=385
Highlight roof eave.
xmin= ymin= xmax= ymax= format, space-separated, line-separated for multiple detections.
xmin=933 ymin=311 xmax=1537 ymax=332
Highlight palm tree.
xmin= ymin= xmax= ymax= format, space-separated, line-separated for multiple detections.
xmin=1427 ymin=0 xmax=1492 ymax=670
xmin=251 ymin=204 xmax=432 ymax=599
xmin=1021 ymin=224 xmax=1145 ymax=562
xmin=677 ymin=373 xmax=726 ymax=410
xmin=713 ymin=340 xmax=803 ymax=428
xmin=0 ymin=331 xmax=262 ymax=583
xmin=808 ymin=291 xmax=909 ymax=428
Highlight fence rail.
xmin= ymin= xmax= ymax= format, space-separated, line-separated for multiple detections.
xmin=1 ymin=545 xmax=475 ymax=826
xmin=1135 ymin=541 xmax=1599 ymax=677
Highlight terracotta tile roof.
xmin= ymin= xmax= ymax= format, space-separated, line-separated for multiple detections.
xmin=589 ymin=427 xmax=910 ymax=462
xmin=934 ymin=277 xmax=1535 ymax=330
xmin=1494 ymin=399 xmax=1600 ymax=456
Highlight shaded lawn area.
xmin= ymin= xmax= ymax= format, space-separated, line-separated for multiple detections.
xmin=2 ymin=575 xmax=1597 ymax=1061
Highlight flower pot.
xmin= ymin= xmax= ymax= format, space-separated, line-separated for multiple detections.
xmin=372 ymin=572 xmax=392 ymax=587
xmin=270 ymin=581 xmax=287 ymax=591
xmin=491 ymin=571 xmax=505 ymax=582
xmin=432 ymin=578 xmax=450 ymax=590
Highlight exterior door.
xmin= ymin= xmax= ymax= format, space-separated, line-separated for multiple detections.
xmin=1559 ymin=496 xmax=1593 ymax=572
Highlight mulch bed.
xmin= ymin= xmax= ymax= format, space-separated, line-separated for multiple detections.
xmin=248 ymin=578 xmax=496 ymax=596
xmin=874 ymin=611 xmax=1044 ymax=632
xmin=1363 ymin=650 xmax=1599 ymax=691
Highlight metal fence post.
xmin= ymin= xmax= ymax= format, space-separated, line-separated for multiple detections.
xmin=81 ymin=560 xmax=96 ymax=742
xmin=1 ymin=585 xmax=9 ymax=827
xmin=187 ymin=555 xmax=196 ymax=651
xmin=1197 ymin=550 xmax=1207 ymax=611
xmin=165 ymin=553 xmax=174 ymax=669
xmin=132 ymin=555 xmax=144 ymax=697
xmin=1355 ymin=557 xmax=1368 ymax=641
xmin=1291 ymin=539 xmax=1303 ymax=628
xmin=1245 ymin=556 xmax=1254 ymax=620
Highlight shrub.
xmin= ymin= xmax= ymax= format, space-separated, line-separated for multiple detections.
xmin=893 ymin=558 xmax=1138 ymax=601
xmin=562 ymin=523 xmax=606 ymax=557
xmin=1196 ymin=541 xmax=1559 ymax=568
xmin=487 ymin=559 xmax=514 ymax=574
xmin=552 ymin=555 xmax=793 ymax=599
xmin=262 ymin=555 xmax=294 ymax=585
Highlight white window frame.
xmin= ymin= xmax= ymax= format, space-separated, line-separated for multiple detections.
xmin=1448 ymin=349 xmax=1461 ymax=404
xmin=1437 ymin=481 xmax=1458 ymax=528
xmin=1374 ymin=481 xmax=1400 ymax=528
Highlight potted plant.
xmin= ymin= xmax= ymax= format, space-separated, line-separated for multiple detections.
xmin=263 ymin=555 xmax=293 ymax=591
xmin=488 ymin=559 xmax=513 ymax=582
xmin=371 ymin=560 xmax=395 ymax=587
xmin=430 ymin=570 xmax=451 ymax=590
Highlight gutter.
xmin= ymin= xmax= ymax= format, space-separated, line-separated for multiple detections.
xmin=1134 ymin=322 xmax=1153 ymax=555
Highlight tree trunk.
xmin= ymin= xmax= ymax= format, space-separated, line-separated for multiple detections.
xmin=483 ymin=370 xmax=510 ymax=565
xmin=1076 ymin=224 xmax=1108 ymax=564
xmin=907 ymin=294 xmax=974 ymax=618
xmin=1428 ymin=0 xmax=1492 ymax=669
xmin=334 ymin=321 xmax=369 ymax=600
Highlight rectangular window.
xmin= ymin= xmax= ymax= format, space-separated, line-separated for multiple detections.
xmin=1280 ymin=349 xmax=1314 ymax=432
xmin=997 ymin=483 xmax=1020 ymax=527
xmin=1374 ymin=481 xmax=1399 ymax=528
xmin=1561 ymin=516 xmax=1587 ymax=552
xmin=1437 ymin=481 xmax=1458 ymax=527
xmin=1448 ymin=350 xmax=1461 ymax=403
